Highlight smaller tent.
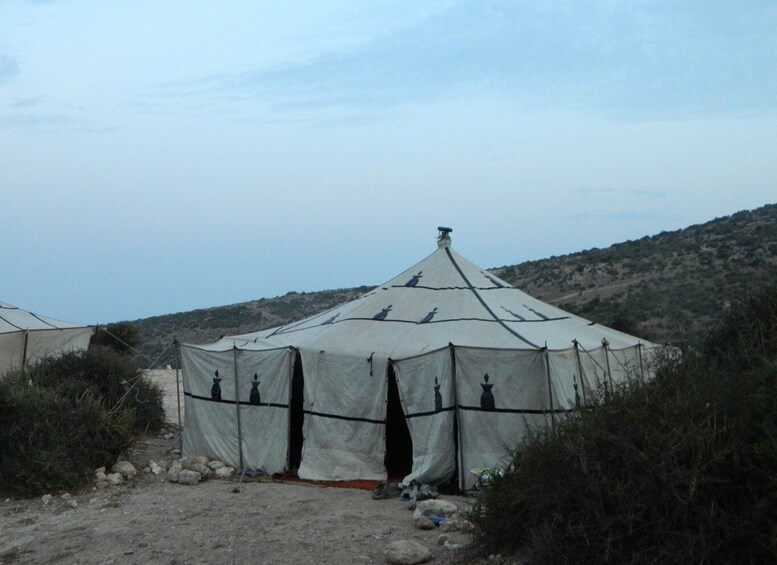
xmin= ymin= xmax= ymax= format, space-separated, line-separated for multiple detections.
xmin=0 ymin=301 xmax=93 ymax=375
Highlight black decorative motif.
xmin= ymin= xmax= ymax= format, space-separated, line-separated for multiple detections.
xmin=367 ymin=352 xmax=375 ymax=376
xmin=420 ymin=307 xmax=438 ymax=324
xmin=525 ymin=305 xmax=550 ymax=320
xmin=211 ymin=370 xmax=222 ymax=402
xmin=249 ymin=373 xmax=261 ymax=405
xmin=322 ymin=313 xmax=340 ymax=325
xmin=373 ymin=305 xmax=393 ymax=320
xmin=480 ymin=373 xmax=495 ymax=411
xmin=486 ymin=275 xmax=505 ymax=288
xmin=405 ymin=271 xmax=423 ymax=287
xmin=501 ymin=306 xmax=526 ymax=321
xmin=434 ymin=376 xmax=443 ymax=412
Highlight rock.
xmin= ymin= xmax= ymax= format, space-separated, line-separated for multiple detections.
xmin=412 ymin=499 xmax=459 ymax=521
xmin=177 ymin=470 xmax=201 ymax=485
xmin=167 ymin=461 xmax=183 ymax=482
xmin=164 ymin=433 xmax=174 ymax=440
xmin=436 ymin=534 xmax=449 ymax=546
xmin=149 ymin=461 xmax=163 ymax=475
xmin=207 ymin=460 xmax=226 ymax=471
xmin=95 ymin=471 xmax=107 ymax=482
xmin=414 ymin=516 xmax=436 ymax=530
xmin=67 ymin=499 xmax=78 ymax=509
xmin=214 ymin=466 xmax=235 ymax=479
xmin=41 ymin=494 xmax=53 ymax=506
xmin=95 ymin=480 xmax=110 ymax=490
xmin=439 ymin=517 xmax=459 ymax=532
xmin=172 ymin=448 xmax=181 ymax=455
xmin=443 ymin=539 xmax=468 ymax=552
xmin=385 ymin=540 xmax=432 ymax=565
xmin=181 ymin=457 xmax=211 ymax=478
xmin=112 ymin=460 xmax=137 ymax=479
xmin=95 ymin=467 xmax=106 ymax=475
xmin=106 ymin=472 xmax=124 ymax=485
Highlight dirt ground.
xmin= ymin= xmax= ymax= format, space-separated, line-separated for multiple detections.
xmin=0 ymin=371 xmax=478 ymax=565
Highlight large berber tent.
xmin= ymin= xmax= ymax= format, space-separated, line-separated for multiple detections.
xmin=181 ymin=228 xmax=660 ymax=489
xmin=0 ymin=301 xmax=93 ymax=375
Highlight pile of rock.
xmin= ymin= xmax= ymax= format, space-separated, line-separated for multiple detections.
xmin=92 ymin=456 xmax=236 ymax=489
xmin=166 ymin=456 xmax=235 ymax=485
xmin=384 ymin=498 xmax=473 ymax=564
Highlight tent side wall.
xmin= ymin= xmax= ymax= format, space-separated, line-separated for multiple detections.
xmin=296 ymin=348 xmax=388 ymax=481
xmin=0 ymin=332 xmax=25 ymax=375
xmin=181 ymin=344 xmax=295 ymax=474
xmin=0 ymin=327 xmax=92 ymax=376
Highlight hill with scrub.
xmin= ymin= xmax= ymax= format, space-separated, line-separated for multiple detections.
xmin=132 ymin=203 xmax=777 ymax=367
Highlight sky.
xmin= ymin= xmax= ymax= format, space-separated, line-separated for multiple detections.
xmin=1 ymin=1 xmax=776 ymax=324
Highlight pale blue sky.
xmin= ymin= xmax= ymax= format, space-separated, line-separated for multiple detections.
xmin=2 ymin=1 xmax=776 ymax=323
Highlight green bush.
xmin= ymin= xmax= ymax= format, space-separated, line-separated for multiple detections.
xmin=26 ymin=347 xmax=165 ymax=433
xmin=0 ymin=383 xmax=135 ymax=496
xmin=89 ymin=321 xmax=140 ymax=355
xmin=0 ymin=348 xmax=166 ymax=497
xmin=469 ymin=283 xmax=777 ymax=564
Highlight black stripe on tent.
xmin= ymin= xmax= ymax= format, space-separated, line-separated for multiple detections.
xmin=184 ymin=392 xmax=289 ymax=409
xmin=303 ymin=409 xmax=385 ymax=424
xmin=405 ymin=406 xmax=456 ymax=419
xmin=444 ymin=248 xmax=541 ymax=349
xmin=0 ymin=314 xmax=26 ymax=331
xmin=270 ymin=314 xmax=573 ymax=337
xmin=389 ymin=284 xmax=512 ymax=291
xmin=28 ymin=312 xmax=63 ymax=330
xmin=459 ymin=405 xmax=572 ymax=415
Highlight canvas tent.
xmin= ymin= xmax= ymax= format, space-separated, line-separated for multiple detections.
xmin=181 ymin=228 xmax=659 ymax=489
xmin=0 ymin=301 xmax=93 ymax=375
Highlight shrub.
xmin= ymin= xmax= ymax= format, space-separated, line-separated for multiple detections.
xmin=89 ymin=321 xmax=140 ymax=355
xmin=0 ymin=382 xmax=135 ymax=496
xmin=26 ymin=347 xmax=165 ymax=434
xmin=469 ymin=282 xmax=777 ymax=564
xmin=0 ymin=348 xmax=166 ymax=497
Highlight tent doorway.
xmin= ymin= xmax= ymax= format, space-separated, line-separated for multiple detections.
xmin=384 ymin=365 xmax=413 ymax=479
xmin=288 ymin=352 xmax=304 ymax=472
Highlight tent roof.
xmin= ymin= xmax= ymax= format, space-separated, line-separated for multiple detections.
xmin=205 ymin=230 xmax=653 ymax=358
xmin=0 ymin=301 xmax=91 ymax=334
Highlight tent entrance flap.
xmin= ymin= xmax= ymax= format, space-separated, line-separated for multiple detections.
xmin=385 ymin=364 xmax=412 ymax=479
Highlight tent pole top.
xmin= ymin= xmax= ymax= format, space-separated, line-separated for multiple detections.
xmin=437 ymin=226 xmax=453 ymax=248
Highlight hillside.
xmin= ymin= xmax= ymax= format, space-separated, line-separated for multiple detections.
xmin=132 ymin=203 xmax=777 ymax=367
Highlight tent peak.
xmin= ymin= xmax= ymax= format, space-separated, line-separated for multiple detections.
xmin=437 ymin=226 xmax=453 ymax=248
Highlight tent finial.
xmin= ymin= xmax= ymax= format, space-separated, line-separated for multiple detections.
xmin=437 ymin=226 xmax=452 ymax=248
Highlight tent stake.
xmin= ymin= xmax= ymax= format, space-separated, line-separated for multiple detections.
xmin=602 ymin=339 xmax=614 ymax=390
xmin=449 ymin=343 xmax=465 ymax=492
xmin=573 ymin=340 xmax=587 ymax=405
xmin=174 ymin=339 xmax=183 ymax=454
xmin=543 ymin=345 xmax=555 ymax=431
xmin=233 ymin=345 xmax=244 ymax=470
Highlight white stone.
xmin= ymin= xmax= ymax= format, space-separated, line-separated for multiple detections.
xmin=181 ymin=457 xmax=210 ymax=478
xmin=95 ymin=467 xmax=106 ymax=475
xmin=167 ymin=461 xmax=183 ymax=482
xmin=41 ymin=494 xmax=53 ymax=505
xmin=67 ymin=499 xmax=78 ymax=509
xmin=412 ymin=499 xmax=459 ymax=521
xmin=112 ymin=460 xmax=137 ymax=479
xmin=414 ymin=516 xmax=436 ymax=530
xmin=207 ymin=460 xmax=225 ymax=471
xmin=444 ymin=539 xmax=468 ymax=552
xmin=95 ymin=480 xmax=110 ymax=490
xmin=385 ymin=540 xmax=432 ymax=565
xmin=149 ymin=461 xmax=163 ymax=475
xmin=214 ymin=466 xmax=235 ymax=479
xmin=177 ymin=470 xmax=201 ymax=485
xmin=164 ymin=433 xmax=174 ymax=440
xmin=106 ymin=472 xmax=124 ymax=485
xmin=95 ymin=471 xmax=107 ymax=482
